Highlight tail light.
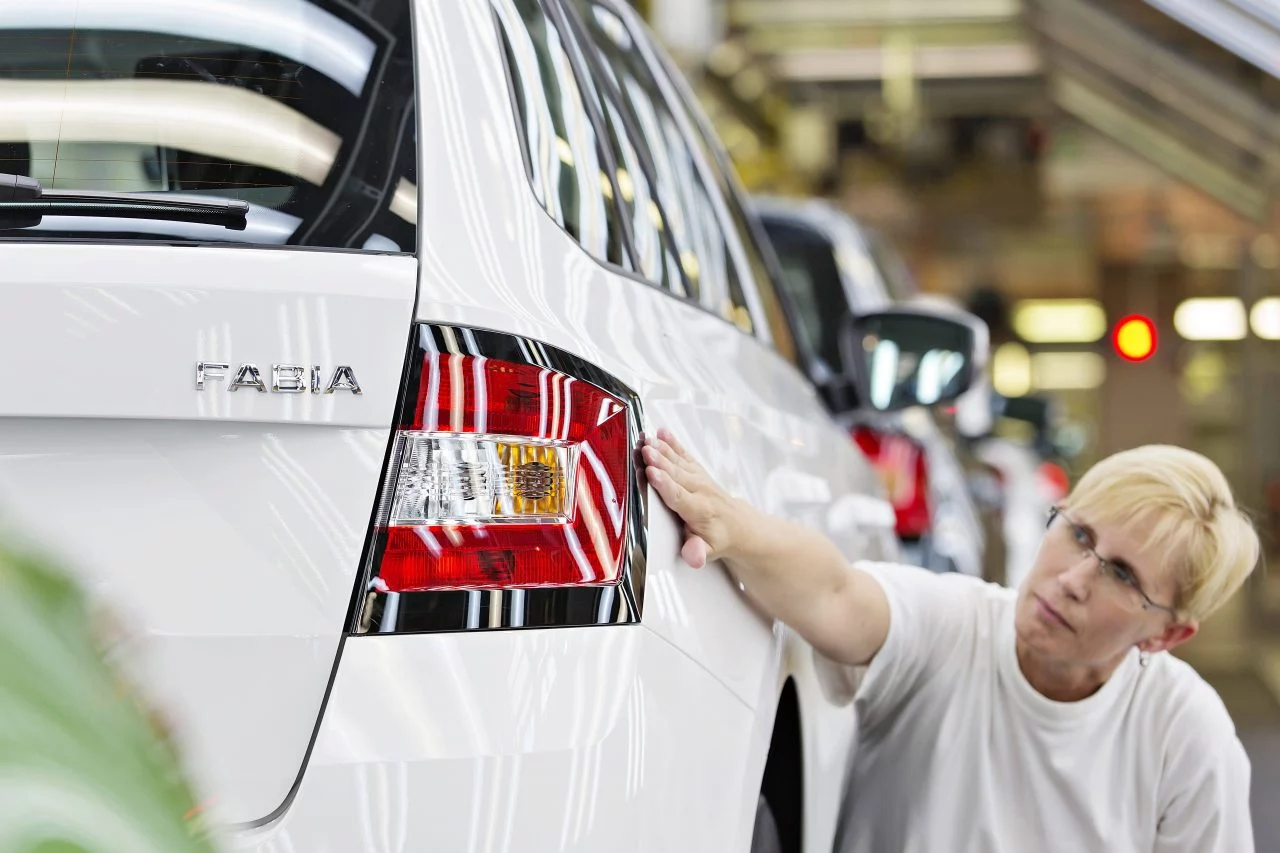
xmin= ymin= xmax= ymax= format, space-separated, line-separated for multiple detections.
xmin=1037 ymin=460 xmax=1070 ymax=503
xmin=351 ymin=325 xmax=647 ymax=634
xmin=851 ymin=425 xmax=931 ymax=540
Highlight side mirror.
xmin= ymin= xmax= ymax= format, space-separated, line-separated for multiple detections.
xmin=840 ymin=307 xmax=985 ymax=413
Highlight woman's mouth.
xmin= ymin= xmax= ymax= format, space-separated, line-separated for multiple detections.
xmin=1034 ymin=595 xmax=1074 ymax=632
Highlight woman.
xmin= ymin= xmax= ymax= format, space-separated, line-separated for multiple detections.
xmin=641 ymin=430 xmax=1259 ymax=852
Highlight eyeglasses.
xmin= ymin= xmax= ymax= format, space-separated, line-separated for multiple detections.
xmin=1046 ymin=506 xmax=1179 ymax=618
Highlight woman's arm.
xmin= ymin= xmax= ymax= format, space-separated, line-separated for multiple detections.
xmin=642 ymin=429 xmax=890 ymax=666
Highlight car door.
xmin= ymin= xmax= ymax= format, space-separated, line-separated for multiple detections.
xmin=560 ymin=0 xmax=897 ymax=701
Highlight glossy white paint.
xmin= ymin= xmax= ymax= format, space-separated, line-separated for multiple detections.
xmin=0 ymin=0 xmax=900 ymax=848
xmin=790 ymin=630 xmax=863 ymax=852
xmin=401 ymin=2 xmax=897 ymax=850
xmin=226 ymin=628 xmax=755 ymax=852
xmin=0 ymin=249 xmax=418 ymax=822
xmin=0 ymin=245 xmax=413 ymax=424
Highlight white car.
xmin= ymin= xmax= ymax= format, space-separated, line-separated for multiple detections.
xmin=0 ymin=1 xmax=975 ymax=850
xmin=754 ymin=198 xmax=989 ymax=580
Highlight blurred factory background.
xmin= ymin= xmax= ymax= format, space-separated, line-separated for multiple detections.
xmin=636 ymin=0 xmax=1280 ymax=840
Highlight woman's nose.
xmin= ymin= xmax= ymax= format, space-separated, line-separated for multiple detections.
xmin=1058 ymin=551 xmax=1100 ymax=601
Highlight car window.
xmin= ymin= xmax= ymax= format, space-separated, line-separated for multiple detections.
xmin=0 ymin=0 xmax=417 ymax=252
xmin=644 ymin=46 xmax=800 ymax=365
xmin=548 ymin=3 xmax=686 ymax=291
xmin=492 ymin=0 xmax=627 ymax=268
xmin=865 ymin=230 xmax=920 ymax=302
xmin=569 ymin=0 xmax=754 ymax=333
xmin=759 ymin=217 xmax=851 ymax=374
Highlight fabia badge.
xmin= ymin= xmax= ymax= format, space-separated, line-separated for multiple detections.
xmin=195 ymin=362 xmax=363 ymax=395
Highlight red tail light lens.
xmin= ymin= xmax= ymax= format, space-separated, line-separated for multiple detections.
xmin=852 ymin=425 xmax=931 ymax=539
xmin=352 ymin=325 xmax=646 ymax=634
xmin=380 ymin=355 xmax=629 ymax=591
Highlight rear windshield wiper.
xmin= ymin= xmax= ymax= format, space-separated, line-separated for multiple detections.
xmin=0 ymin=173 xmax=248 ymax=231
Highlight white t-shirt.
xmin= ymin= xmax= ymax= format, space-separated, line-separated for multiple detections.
xmin=836 ymin=562 xmax=1253 ymax=853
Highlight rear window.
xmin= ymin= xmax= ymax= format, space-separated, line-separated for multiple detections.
xmin=760 ymin=217 xmax=850 ymax=374
xmin=0 ymin=0 xmax=416 ymax=252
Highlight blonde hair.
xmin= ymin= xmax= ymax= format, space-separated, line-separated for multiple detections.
xmin=1065 ymin=445 xmax=1260 ymax=622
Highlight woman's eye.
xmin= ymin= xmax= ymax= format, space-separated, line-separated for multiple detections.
xmin=1112 ymin=565 xmax=1137 ymax=585
xmin=1072 ymin=525 xmax=1090 ymax=545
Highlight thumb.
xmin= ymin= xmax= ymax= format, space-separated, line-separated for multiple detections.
xmin=681 ymin=534 xmax=710 ymax=569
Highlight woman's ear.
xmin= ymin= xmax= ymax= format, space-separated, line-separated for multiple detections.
xmin=1138 ymin=620 xmax=1198 ymax=655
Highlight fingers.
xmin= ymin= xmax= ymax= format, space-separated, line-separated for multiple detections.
xmin=645 ymin=431 xmax=700 ymax=479
xmin=645 ymin=465 xmax=688 ymax=514
xmin=681 ymin=534 xmax=709 ymax=569
xmin=656 ymin=428 xmax=697 ymax=469
xmin=640 ymin=442 xmax=676 ymax=474
xmin=642 ymin=435 xmax=696 ymax=484
xmin=655 ymin=427 xmax=687 ymax=457
xmin=643 ymin=430 xmax=719 ymax=569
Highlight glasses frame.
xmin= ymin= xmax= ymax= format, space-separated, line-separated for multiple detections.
xmin=1047 ymin=505 xmax=1179 ymax=618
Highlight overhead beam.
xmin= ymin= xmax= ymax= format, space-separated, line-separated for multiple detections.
xmin=1051 ymin=72 xmax=1270 ymax=221
xmin=1144 ymin=0 xmax=1280 ymax=78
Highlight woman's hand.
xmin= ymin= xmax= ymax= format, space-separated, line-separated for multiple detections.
xmin=640 ymin=427 xmax=890 ymax=668
xmin=641 ymin=428 xmax=749 ymax=569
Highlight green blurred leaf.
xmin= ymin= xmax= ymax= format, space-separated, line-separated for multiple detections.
xmin=0 ymin=544 xmax=215 ymax=853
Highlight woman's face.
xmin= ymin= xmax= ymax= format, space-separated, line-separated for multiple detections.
xmin=1014 ymin=507 xmax=1190 ymax=669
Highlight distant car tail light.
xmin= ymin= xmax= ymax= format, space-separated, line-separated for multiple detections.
xmin=352 ymin=325 xmax=646 ymax=634
xmin=1037 ymin=460 xmax=1070 ymax=502
xmin=852 ymin=425 xmax=931 ymax=540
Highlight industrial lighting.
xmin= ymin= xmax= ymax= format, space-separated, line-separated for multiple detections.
xmin=1251 ymin=298 xmax=1280 ymax=340
xmin=1173 ymin=297 xmax=1247 ymax=341
xmin=1013 ymin=299 xmax=1106 ymax=343
xmin=391 ymin=179 xmax=417 ymax=225
xmin=992 ymin=342 xmax=1031 ymax=397
xmin=1180 ymin=349 xmax=1228 ymax=404
xmin=775 ymin=44 xmax=1040 ymax=82
xmin=1112 ymin=315 xmax=1157 ymax=362
xmin=732 ymin=0 xmax=1020 ymax=26
xmin=1030 ymin=352 xmax=1106 ymax=390
xmin=0 ymin=79 xmax=340 ymax=186
xmin=3 ymin=0 xmax=376 ymax=96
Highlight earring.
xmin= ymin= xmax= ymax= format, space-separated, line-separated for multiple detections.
xmin=1138 ymin=650 xmax=1152 ymax=668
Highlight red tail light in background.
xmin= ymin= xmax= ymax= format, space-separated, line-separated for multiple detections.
xmin=1037 ymin=460 xmax=1071 ymax=503
xmin=352 ymin=325 xmax=646 ymax=634
xmin=852 ymin=425 xmax=932 ymax=539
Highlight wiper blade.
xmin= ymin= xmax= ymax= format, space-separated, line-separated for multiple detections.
xmin=0 ymin=173 xmax=248 ymax=231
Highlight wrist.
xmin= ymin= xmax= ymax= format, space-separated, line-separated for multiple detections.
xmin=720 ymin=496 xmax=765 ymax=563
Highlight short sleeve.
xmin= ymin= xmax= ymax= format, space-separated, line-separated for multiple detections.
xmin=1154 ymin=690 xmax=1254 ymax=853
xmin=853 ymin=561 xmax=993 ymax=732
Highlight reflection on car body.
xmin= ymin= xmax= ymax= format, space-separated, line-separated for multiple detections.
xmin=0 ymin=1 xmax=977 ymax=850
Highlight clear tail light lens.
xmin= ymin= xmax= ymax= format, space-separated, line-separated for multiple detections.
xmin=352 ymin=325 xmax=646 ymax=633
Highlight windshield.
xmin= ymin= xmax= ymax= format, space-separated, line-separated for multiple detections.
xmin=0 ymin=0 xmax=416 ymax=251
